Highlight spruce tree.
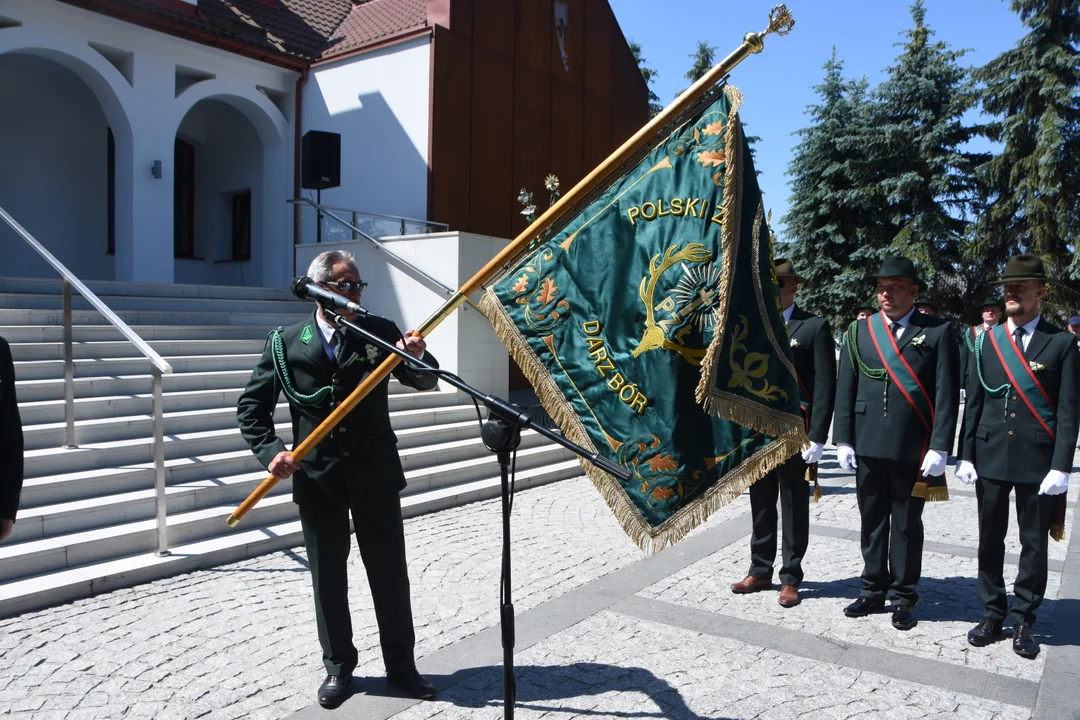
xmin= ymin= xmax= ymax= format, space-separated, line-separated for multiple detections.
xmin=974 ymin=0 xmax=1080 ymax=314
xmin=678 ymin=41 xmax=717 ymax=95
xmin=867 ymin=0 xmax=984 ymax=310
xmin=628 ymin=41 xmax=663 ymax=118
xmin=782 ymin=50 xmax=885 ymax=327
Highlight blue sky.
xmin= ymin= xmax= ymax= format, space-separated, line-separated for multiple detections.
xmin=609 ymin=0 xmax=1027 ymax=237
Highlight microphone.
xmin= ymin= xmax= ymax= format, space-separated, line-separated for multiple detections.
xmin=290 ymin=276 xmax=369 ymax=317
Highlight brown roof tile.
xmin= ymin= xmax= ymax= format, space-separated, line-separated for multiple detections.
xmin=57 ymin=0 xmax=366 ymax=65
xmin=319 ymin=0 xmax=429 ymax=61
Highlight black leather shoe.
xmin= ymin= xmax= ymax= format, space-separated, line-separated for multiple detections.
xmin=388 ymin=670 xmax=436 ymax=700
xmin=891 ymin=606 xmax=917 ymax=630
xmin=1012 ymin=623 xmax=1040 ymax=659
xmin=967 ymin=618 xmax=1003 ymax=647
xmin=317 ymin=674 xmax=352 ymax=708
xmin=843 ymin=597 xmax=885 ymax=617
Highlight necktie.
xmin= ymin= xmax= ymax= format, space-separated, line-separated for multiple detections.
xmin=1013 ymin=326 xmax=1026 ymax=358
xmin=890 ymin=322 xmax=901 ymax=340
xmin=331 ymin=330 xmax=346 ymax=366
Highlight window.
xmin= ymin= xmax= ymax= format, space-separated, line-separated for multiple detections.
xmin=174 ymin=138 xmax=196 ymax=259
xmin=107 ymin=128 xmax=115 ymax=255
xmin=231 ymin=191 xmax=251 ymax=261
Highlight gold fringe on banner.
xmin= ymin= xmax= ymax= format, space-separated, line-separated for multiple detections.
xmin=1051 ymin=523 xmax=1065 ymax=543
xmin=476 ymin=83 xmax=806 ymax=554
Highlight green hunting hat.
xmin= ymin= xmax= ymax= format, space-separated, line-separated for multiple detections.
xmin=915 ymin=295 xmax=937 ymax=311
xmin=869 ymin=255 xmax=925 ymax=291
xmin=773 ymin=258 xmax=806 ymax=284
xmin=856 ymin=300 xmax=876 ymax=313
xmin=980 ymin=295 xmax=1005 ymax=311
xmin=992 ymin=254 xmax=1047 ymax=284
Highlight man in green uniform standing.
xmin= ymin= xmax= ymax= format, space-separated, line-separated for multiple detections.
xmin=731 ymin=259 xmax=835 ymax=608
xmin=957 ymin=254 xmax=1078 ymax=659
xmin=834 ymin=256 xmax=959 ymax=630
xmin=959 ymin=296 xmax=1005 ymax=401
xmin=238 ymin=250 xmax=439 ymax=707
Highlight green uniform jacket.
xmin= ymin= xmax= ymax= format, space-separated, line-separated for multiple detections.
xmin=961 ymin=319 xmax=1080 ymax=484
xmin=0 ymin=337 xmax=23 ymax=521
xmin=958 ymin=324 xmax=990 ymax=392
xmin=786 ymin=306 xmax=837 ymax=444
xmin=834 ymin=312 xmax=959 ymax=461
xmin=237 ymin=313 xmax=439 ymax=506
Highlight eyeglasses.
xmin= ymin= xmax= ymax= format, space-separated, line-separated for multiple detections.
xmin=325 ymin=280 xmax=367 ymax=294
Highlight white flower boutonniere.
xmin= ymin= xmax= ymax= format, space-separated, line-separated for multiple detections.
xmin=365 ymin=344 xmax=381 ymax=363
xmin=790 ymin=337 xmax=800 ymax=349
xmin=911 ymin=335 xmax=926 ymax=347
xmin=1029 ymin=360 xmax=1046 ymax=373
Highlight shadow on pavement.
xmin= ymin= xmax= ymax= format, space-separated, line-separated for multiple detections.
xmin=352 ymin=663 xmax=734 ymax=719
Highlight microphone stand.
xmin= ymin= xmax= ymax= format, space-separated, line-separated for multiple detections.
xmin=322 ymin=307 xmax=632 ymax=719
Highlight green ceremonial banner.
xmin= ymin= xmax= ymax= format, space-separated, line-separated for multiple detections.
xmin=478 ymin=85 xmax=806 ymax=552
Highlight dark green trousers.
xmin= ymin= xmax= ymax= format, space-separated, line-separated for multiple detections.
xmin=299 ymin=490 xmax=416 ymax=677
xmin=976 ymin=477 xmax=1053 ymax=627
xmin=856 ymin=457 xmax=925 ymax=607
xmin=748 ymin=455 xmax=809 ymax=587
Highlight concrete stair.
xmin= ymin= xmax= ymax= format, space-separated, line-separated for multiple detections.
xmin=0 ymin=277 xmax=578 ymax=618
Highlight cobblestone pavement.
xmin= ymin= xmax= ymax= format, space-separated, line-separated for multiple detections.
xmin=1 ymin=448 xmax=1078 ymax=720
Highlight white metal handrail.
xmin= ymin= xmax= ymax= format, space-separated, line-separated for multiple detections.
xmin=289 ymin=198 xmax=460 ymax=301
xmin=289 ymin=199 xmax=448 ymax=233
xmin=0 ymin=204 xmax=173 ymax=556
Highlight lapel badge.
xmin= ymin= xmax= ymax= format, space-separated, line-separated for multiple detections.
xmin=300 ymin=325 xmax=313 ymax=344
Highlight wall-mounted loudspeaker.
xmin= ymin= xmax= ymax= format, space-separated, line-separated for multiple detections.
xmin=301 ymin=130 xmax=341 ymax=191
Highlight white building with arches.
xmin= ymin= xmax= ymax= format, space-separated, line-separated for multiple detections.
xmin=0 ymin=0 xmax=435 ymax=289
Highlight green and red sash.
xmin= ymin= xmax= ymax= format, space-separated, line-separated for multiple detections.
xmin=866 ymin=312 xmax=946 ymax=500
xmin=867 ymin=312 xmax=935 ymax=432
xmin=985 ymin=324 xmax=1056 ymax=439
xmin=983 ymin=324 xmax=1066 ymax=541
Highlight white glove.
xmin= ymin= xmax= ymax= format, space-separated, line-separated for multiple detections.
xmin=837 ymin=444 xmax=858 ymax=472
xmin=801 ymin=441 xmax=824 ymax=465
xmin=920 ymin=449 xmax=947 ymax=477
xmin=1039 ymin=470 xmax=1069 ymax=496
xmin=960 ymin=388 xmax=966 ymax=401
xmin=956 ymin=460 xmax=978 ymax=485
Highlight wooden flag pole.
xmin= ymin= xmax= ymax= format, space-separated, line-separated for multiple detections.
xmin=227 ymin=5 xmax=795 ymax=527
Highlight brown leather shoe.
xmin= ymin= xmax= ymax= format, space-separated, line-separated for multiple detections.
xmin=778 ymin=585 xmax=800 ymax=607
xmin=730 ymin=575 xmax=772 ymax=594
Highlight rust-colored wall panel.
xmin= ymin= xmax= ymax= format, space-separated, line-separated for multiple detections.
xmin=467 ymin=44 xmax=515 ymax=238
xmin=511 ymin=63 xmax=552 ymax=237
xmin=549 ymin=77 xmax=583 ymax=188
xmin=429 ymin=0 xmax=647 ymax=237
xmin=472 ymin=0 xmax=515 ymax=57
xmin=582 ymin=93 xmax=612 ymax=174
xmin=446 ymin=0 xmax=471 ymax=38
xmin=550 ymin=0 xmax=584 ymax=88
xmin=429 ymin=26 xmax=473 ymax=231
xmin=515 ymin=0 xmax=552 ymax=72
xmin=612 ymin=42 xmax=642 ymax=146
xmin=582 ymin=0 xmax=613 ymax=102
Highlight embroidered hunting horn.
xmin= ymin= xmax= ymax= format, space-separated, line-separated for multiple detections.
xmin=227 ymin=5 xmax=796 ymax=527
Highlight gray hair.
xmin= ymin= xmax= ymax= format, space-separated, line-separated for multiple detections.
xmin=307 ymin=250 xmax=358 ymax=282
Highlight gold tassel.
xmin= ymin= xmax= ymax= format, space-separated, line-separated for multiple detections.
xmin=1051 ymin=523 xmax=1065 ymax=543
xmin=911 ymin=481 xmax=927 ymax=499
xmin=925 ymin=486 xmax=949 ymax=502
xmin=806 ymin=465 xmax=821 ymax=503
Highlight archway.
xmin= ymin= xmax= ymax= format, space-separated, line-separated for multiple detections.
xmin=0 ymin=50 xmax=132 ymax=281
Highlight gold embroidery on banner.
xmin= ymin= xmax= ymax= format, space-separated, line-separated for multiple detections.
xmin=561 ymin=157 xmax=674 ymax=252
xmin=750 ymin=202 xmax=799 ymax=381
xmin=727 ymin=314 xmax=789 ymax=402
xmin=631 ymin=243 xmax=715 ymax=365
